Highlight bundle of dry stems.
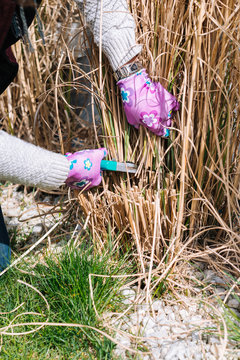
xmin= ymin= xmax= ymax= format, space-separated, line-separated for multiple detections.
xmin=0 ymin=0 xmax=239 ymax=282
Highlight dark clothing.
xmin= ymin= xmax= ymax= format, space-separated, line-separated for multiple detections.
xmin=0 ymin=207 xmax=10 ymax=271
xmin=0 ymin=0 xmax=16 ymax=49
xmin=0 ymin=0 xmax=40 ymax=94
xmin=0 ymin=48 xmax=18 ymax=94
xmin=0 ymin=0 xmax=40 ymax=270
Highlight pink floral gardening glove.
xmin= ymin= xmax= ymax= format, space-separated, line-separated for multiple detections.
xmin=117 ymin=69 xmax=179 ymax=137
xmin=65 ymin=148 xmax=107 ymax=190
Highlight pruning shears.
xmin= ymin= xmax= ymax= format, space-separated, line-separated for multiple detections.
xmin=100 ymin=160 xmax=137 ymax=174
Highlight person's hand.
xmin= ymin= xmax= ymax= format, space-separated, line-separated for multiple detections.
xmin=117 ymin=69 xmax=179 ymax=137
xmin=65 ymin=148 xmax=107 ymax=190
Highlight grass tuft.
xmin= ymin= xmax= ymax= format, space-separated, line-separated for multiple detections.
xmin=0 ymin=239 xmax=134 ymax=359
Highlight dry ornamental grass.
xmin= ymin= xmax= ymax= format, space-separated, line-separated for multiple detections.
xmin=0 ymin=0 xmax=239 ymax=283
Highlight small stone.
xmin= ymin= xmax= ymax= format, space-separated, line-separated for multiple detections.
xmin=114 ymin=348 xmax=125 ymax=358
xmin=43 ymin=196 xmax=51 ymax=203
xmin=20 ymin=209 xmax=38 ymax=221
xmin=6 ymin=217 xmax=19 ymax=229
xmin=164 ymin=306 xmax=172 ymax=314
xmin=205 ymin=352 xmax=215 ymax=360
xmin=227 ymin=298 xmax=239 ymax=309
xmin=23 ymin=223 xmax=32 ymax=234
xmin=146 ymin=338 xmax=158 ymax=348
xmin=190 ymin=315 xmax=202 ymax=324
xmin=193 ymin=287 xmax=202 ymax=293
xmin=204 ymin=270 xmax=226 ymax=285
xmin=189 ymin=304 xmax=197 ymax=313
xmin=191 ymin=331 xmax=200 ymax=341
xmin=208 ymin=336 xmax=220 ymax=344
xmin=121 ymin=288 xmax=136 ymax=302
xmin=143 ymin=356 xmax=150 ymax=360
xmin=214 ymin=287 xmax=226 ymax=300
xmin=155 ymin=326 xmax=169 ymax=340
xmin=151 ymin=348 xmax=161 ymax=359
xmin=156 ymin=312 xmax=167 ymax=324
xmin=165 ymin=342 xmax=186 ymax=360
xmin=152 ymin=299 xmax=163 ymax=311
xmin=5 ymin=207 xmax=21 ymax=217
xmin=121 ymin=288 xmax=134 ymax=297
xmin=172 ymin=327 xmax=184 ymax=335
xmin=142 ymin=316 xmax=156 ymax=330
xmin=122 ymin=298 xmax=132 ymax=305
xmin=50 ymin=245 xmax=63 ymax=255
xmin=138 ymin=304 xmax=149 ymax=312
xmin=160 ymin=345 xmax=170 ymax=357
xmin=179 ymin=309 xmax=189 ymax=321
xmin=121 ymin=322 xmax=130 ymax=331
xmin=32 ymin=224 xmax=43 ymax=235
xmin=1 ymin=199 xmax=21 ymax=216
xmin=130 ymin=325 xmax=139 ymax=335
xmin=193 ymin=352 xmax=203 ymax=360
xmin=168 ymin=312 xmax=175 ymax=322
xmin=145 ymin=328 xmax=155 ymax=337
xmin=115 ymin=334 xmax=130 ymax=348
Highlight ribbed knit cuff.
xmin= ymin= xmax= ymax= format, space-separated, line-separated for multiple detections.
xmin=103 ymin=33 xmax=142 ymax=71
xmin=40 ymin=154 xmax=70 ymax=190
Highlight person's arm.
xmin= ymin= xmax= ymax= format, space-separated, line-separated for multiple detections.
xmin=74 ymin=0 xmax=179 ymax=137
xmin=0 ymin=130 xmax=69 ymax=189
xmin=74 ymin=0 xmax=142 ymax=71
xmin=0 ymin=131 xmax=107 ymax=190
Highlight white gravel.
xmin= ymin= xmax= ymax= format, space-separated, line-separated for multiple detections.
xmin=0 ymin=185 xmax=64 ymax=245
xmin=111 ymin=282 xmax=240 ymax=360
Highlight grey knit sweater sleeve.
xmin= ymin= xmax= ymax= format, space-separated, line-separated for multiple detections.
xmin=0 ymin=1 xmax=141 ymax=190
xmin=74 ymin=0 xmax=142 ymax=70
xmin=0 ymin=131 xmax=69 ymax=190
